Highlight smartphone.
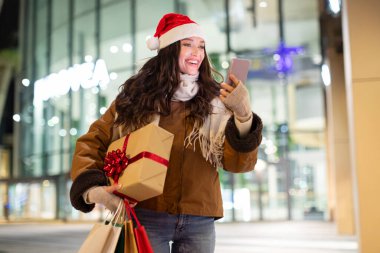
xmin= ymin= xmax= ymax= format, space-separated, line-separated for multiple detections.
xmin=226 ymin=58 xmax=251 ymax=86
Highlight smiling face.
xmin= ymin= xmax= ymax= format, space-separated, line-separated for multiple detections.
xmin=178 ymin=37 xmax=205 ymax=75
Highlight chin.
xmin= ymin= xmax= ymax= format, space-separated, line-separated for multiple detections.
xmin=187 ymin=69 xmax=199 ymax=75
xmin=180 ymin=67 xmax=200 ymax=76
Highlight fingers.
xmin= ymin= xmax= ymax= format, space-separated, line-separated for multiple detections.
xmin=105 ymin=185 xmax=138 ymax=209
xmin=104 ymin=184 xmax=139 ymax=210
xmin=228 ymin=73 xmax=240 ymax=85
xmin=103 ymin=184 xmax=122 ymax=193
xmin=222 ymin=74 xmax=239 ymax=89
xmin=220 ymin=82 xmax=234 ymax=92
xmin=220 ymin=83 xmax=233 ymax=101
xmin=106 ymin=194 xmax=123 ymax=213
xmin=220 ymin=74 xmax=242 ymax=100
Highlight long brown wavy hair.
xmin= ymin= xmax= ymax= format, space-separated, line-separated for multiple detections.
xmin=114 ymin=41 xmax=222 ymax=129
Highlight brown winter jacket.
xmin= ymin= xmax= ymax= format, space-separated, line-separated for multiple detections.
xmin=70 ymin=100 xmax=263 ymax=218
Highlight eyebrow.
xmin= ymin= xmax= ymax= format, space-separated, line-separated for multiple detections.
xmin=182 ymin=38 xmax=205 ymax=44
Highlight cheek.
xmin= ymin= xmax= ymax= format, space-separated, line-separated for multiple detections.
xmin=200 ymin=52 xmax=205 ymax=62
xmin=178 ymin=50 xmax=190 ymax=71
xmin=179 ymin=62 xmax=185 ymax=73
xmin=178 ymin=52 xmax=185 ymax=64
xmin=179 ymin=48 xmax=191 ymax=59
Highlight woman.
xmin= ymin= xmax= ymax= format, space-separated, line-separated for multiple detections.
xmin=70 ymin=13 xmax=263 ymax=253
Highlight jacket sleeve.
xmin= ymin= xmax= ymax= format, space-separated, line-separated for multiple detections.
xmin=222 ymin=112 xmax=263 ymax=173
xmin=69 ymin=102 xmax=117 ymax=212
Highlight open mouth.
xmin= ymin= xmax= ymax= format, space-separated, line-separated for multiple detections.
xmin=186 ymin=60 xmax=199 ymax=66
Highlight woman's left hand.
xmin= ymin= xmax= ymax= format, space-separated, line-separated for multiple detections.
xmin=220 ymin=74 xmax=252 ymax=121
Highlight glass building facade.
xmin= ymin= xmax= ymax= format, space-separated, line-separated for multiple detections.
xmin=1 ymin=0 xmax=327 ymax=222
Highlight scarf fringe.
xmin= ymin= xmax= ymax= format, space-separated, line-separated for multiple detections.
xmin=184 ymin=127 xmax=225 ymax=169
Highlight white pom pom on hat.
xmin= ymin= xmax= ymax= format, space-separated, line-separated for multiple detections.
xmin=146 ymin=13 xmax=205 ymax=51
xmin=146 ymin=36 xmax=160 ymax=50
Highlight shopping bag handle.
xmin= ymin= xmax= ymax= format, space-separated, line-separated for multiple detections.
xmin=124 ymin=200 xmax=142 ymax=228
xmin=108 ymin=200 xmax=124 ymax=226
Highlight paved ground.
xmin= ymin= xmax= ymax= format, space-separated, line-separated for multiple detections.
xmin=0 ymin=221 xmax=357 ymax=253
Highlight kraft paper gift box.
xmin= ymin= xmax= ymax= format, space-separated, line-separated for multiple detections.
xmin=104 ymin=123 xmax=174 ymax=202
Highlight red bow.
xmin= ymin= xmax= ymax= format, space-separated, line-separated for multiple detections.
xmin=103 ymin=149 xmax=128 ymax=183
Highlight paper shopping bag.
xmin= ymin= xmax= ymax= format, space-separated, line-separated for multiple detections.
xmin=77 ymin=223 xmax=122 ymax=253
xmin=103 ymin=225 xmax=122 ymax=253
xmin=124 ymin=220 xmax=138 ymax=253
xmin=77 ymin=201 xmax=124 ymax=253
xmin=114 ymin=221 xmax=125 ymax=253
xmin=115 ymin=219 xmax=139 ymax=253
xmin=77 ymin=223 xmax=113 ymax=253
xmin=134 ymin=224 xmax=154 ymax=253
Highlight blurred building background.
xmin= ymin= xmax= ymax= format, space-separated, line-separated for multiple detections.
xmin=0 ymin=0 xmax=379 ymax=252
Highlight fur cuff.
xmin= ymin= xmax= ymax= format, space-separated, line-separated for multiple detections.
xmin=70 ymin=169 xmax=108 ymax=213
xmin=225 ymin=112 xmax=263 ymax=153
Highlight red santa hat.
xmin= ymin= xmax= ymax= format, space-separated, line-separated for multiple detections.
xmin=146 ymin=13 xmax=205 ymax=50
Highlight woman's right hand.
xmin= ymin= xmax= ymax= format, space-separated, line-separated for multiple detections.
xmin=86 ymin=185 xmax=123 ymax=213
xmin=104 ymin=184 xmax=138 ymax=208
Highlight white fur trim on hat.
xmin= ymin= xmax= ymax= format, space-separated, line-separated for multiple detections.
xmin=159 ymin=23 xmax=205 ymax=49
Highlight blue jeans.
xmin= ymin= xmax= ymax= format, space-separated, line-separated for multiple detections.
xmin=134 ymin=208 xmax=215 ymax=253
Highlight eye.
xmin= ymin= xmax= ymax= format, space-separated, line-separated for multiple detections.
xmin=199 ymin=45 xmax=205 ymax=49
xmin=182 ymin=43 xmax=191 ymax=47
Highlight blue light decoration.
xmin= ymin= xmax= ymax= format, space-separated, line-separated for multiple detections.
xmin=246 ymin=41 xmax=304 ymax=80
xmin=266 ymin=41 xmax=304 ymax=76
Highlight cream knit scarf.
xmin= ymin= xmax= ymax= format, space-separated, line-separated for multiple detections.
xmin=171 ymin=73 xmax=232 ymax=168
xmin=172 ymin=73 xmax=200 ymax=101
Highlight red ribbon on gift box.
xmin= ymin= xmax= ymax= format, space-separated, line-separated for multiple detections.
xmin=103 ymin=133 xmax=169 ymax=184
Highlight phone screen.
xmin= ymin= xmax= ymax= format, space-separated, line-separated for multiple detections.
xmin=226 ymin=58 xmax=251 ymax=86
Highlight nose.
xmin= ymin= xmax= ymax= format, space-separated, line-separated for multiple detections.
xmin=191 ymin=46 xmax=199 ymax=56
